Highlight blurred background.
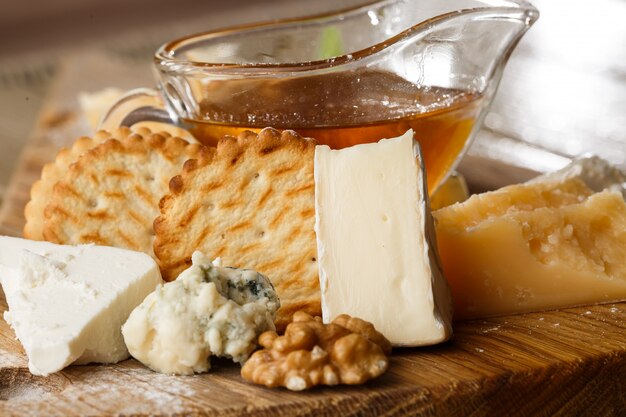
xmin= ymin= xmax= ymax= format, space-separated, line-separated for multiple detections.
xmin=0 ymin=0 xmax=624 ymax=198
xmin=0 ymin=0 xmax=358 ymax=189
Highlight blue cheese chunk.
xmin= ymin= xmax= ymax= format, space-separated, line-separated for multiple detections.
xmin=122 ymin=251 xmax=279 ymax=375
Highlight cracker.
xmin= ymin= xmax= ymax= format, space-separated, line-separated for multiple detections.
xmin=24 ymin=127 xmax=145 ymax=240
xmin=42 ymin=131 xmax=205 ymax=256
xmin=154 ymin=128 xmax=319 ymax=330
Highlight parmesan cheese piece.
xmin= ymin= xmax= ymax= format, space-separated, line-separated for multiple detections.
xmin=0 ymin=236 xmax=162 ymax=376
xmin=434 ymin=157 xmax=626 ymax=320
xmin=529 ymin=155 xmax=626 ymax=198
xmin=430 ymin=172 xmax=469 ymax=210
xmin=314 ymin=130 xmax=453 ymax=346
xmin=78 ymin=87 xmax=124 ymax=130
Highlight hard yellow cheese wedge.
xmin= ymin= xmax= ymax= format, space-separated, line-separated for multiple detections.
xmin=434 ymin=160 xmax=626 ymax=320
xmin=430 ymin=172 xmax=469 ymax=210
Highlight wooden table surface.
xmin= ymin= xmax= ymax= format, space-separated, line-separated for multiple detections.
xmin=0 ymin=0 xmax=625 ymax=415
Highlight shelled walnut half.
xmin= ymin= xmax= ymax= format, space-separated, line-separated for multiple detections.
xmin=241 ymin=312 xmax=391 ymax=391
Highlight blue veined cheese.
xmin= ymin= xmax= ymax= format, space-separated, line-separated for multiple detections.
xmin=122 ymin=251 xmax=279 ymax=375
xmin=0 ymin=236 xmax=162 ymax=376
xmin=314 ymin=130 xmax=453 ymax=346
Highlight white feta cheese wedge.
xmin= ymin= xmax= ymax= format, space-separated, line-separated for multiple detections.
xmin=0 ymin=236 xmax=162 ymax=376
xmin=314 ymin=130 xmax=453 ymax=346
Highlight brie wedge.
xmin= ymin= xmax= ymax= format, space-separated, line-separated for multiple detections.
xmin=0 ymin=236 xmax=161 ymax=376
xmin=314 ymin=130 xmax=453 ymax=346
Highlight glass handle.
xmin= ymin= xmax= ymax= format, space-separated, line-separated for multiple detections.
xmin=98 ymin=88 xmax=176 ymax=132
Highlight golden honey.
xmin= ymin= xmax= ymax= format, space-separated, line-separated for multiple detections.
xmin=186 ymin=70 xmax=485 ymax=193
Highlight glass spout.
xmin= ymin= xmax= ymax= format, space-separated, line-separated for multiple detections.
xmin=376 ymin=0 xmax=540 ymax=94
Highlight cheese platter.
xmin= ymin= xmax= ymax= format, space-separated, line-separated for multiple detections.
xmin=1 ymin=0 xmax=626 ymax=414
xmin=1 ymin=67 xmax=625 ymax=416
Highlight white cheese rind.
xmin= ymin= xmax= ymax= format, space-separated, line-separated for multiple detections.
xmin=0 ymin=236 xmax=162 ymax=376
xmin=314 ymin=130 xmax=453 ymax=346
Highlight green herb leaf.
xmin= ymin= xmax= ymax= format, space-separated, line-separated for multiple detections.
xmin=319 ymin=27 xmax=343 ymax=60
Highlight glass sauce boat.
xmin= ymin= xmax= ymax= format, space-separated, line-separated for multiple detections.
xmin=101 ymin=0 xmax=539 ymax=192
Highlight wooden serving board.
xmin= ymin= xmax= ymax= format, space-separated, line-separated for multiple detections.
xmin=1 ymin=53 xmax=626 ymax=417
xmin=1 ymin=293 xmax=625 ymax=417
